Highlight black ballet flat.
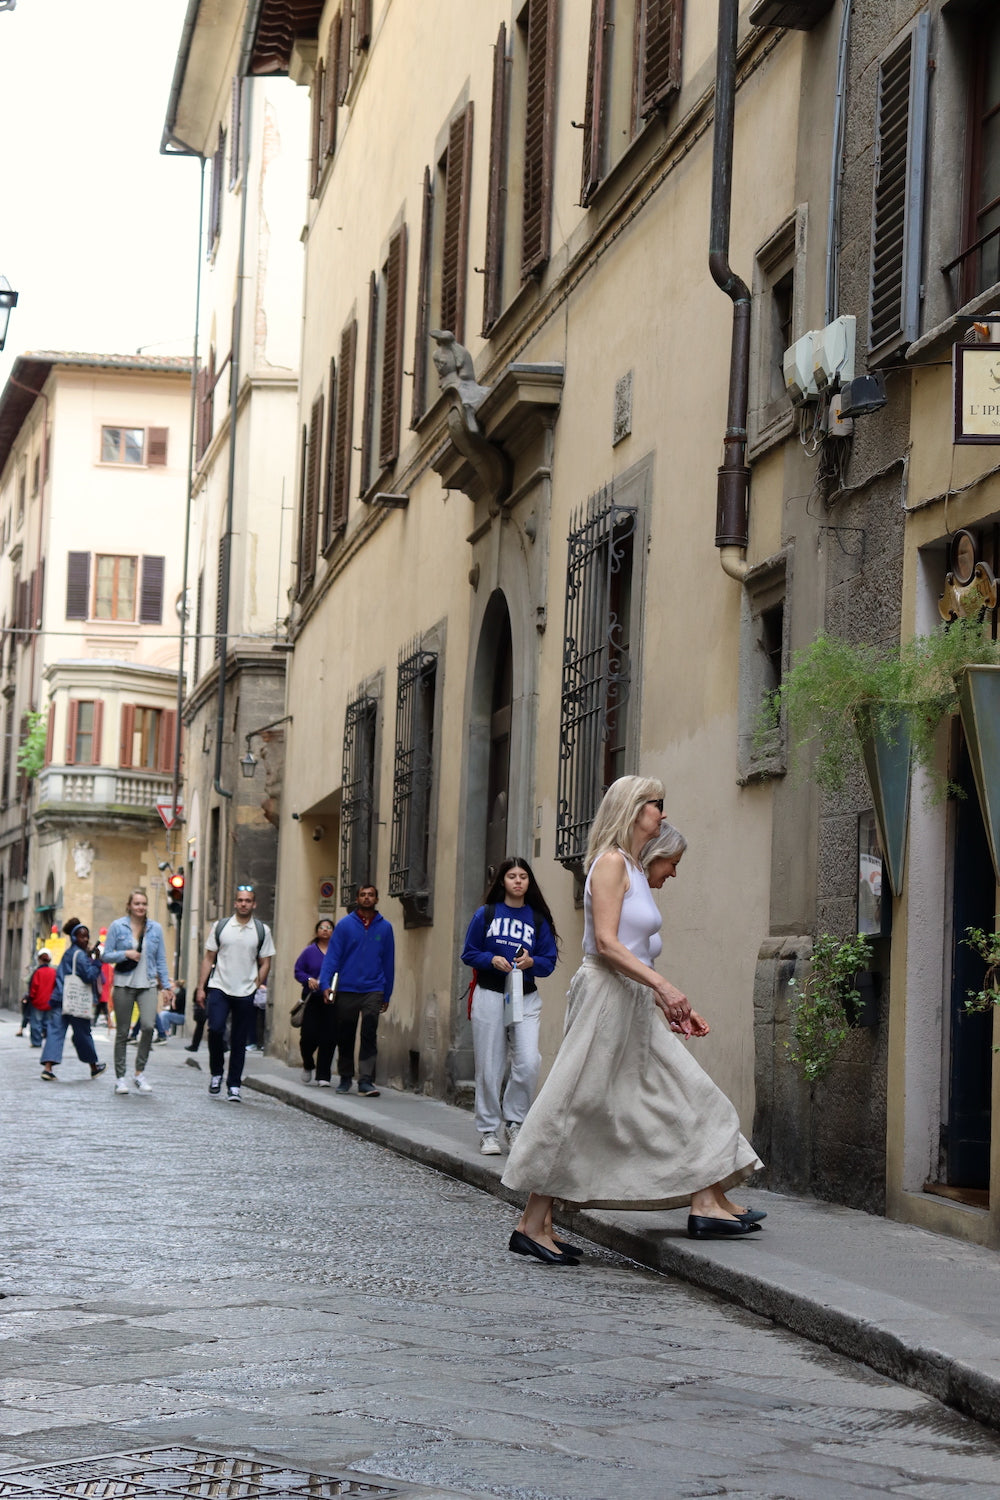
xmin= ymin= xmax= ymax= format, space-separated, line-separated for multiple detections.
xmin=735 ymin=1208 xmax=767 ymax=1224
xmin=687 ymin=1214 xmax=762 ymax=1239
xmin=554 ymin=1238 xmax=585 ymax=1257
xmin=508 ymin=1230 xmax=580 ymax=1265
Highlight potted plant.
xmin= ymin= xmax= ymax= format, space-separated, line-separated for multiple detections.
xmin=787 ymin=932 xmax=875 ymax=1083
xmin=962 ymin=926 xmax=1000 ymax=1053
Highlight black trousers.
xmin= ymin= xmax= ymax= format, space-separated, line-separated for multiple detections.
xmin=299 ymin=996 xmax=338 ymax=1081
xmin=334 ymin=990 xmax=383 ymax=1083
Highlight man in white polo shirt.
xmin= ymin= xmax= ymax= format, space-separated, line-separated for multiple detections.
xmin=194 ymin=884 xmax=275 ymax=1102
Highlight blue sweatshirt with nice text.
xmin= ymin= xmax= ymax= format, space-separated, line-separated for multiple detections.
xmin=461 ymin=902 xmax=557 ymax=994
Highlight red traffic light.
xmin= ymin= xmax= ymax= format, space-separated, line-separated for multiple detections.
xmin=168 ymin=873 xmax=185 ymax=892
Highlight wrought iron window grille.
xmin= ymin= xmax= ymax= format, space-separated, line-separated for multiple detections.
xmin=340 ymin=687 xmax=379 ymax=909
xmin=389 ymin=639 xmax=438 ymax=924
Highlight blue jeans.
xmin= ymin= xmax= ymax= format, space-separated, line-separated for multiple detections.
xmin=206 ymin=989 xmax=255 ymax=1087
xmin=28 ymin=1004 xmax=48 ymax=1047
xmin=42 ymin=1005 xmax=98 ymax=1067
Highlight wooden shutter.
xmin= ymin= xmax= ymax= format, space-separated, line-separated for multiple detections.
xmin=310 ymin=59 xmax=325 ymax=196
xmin=66 ymin=552 xmax=90 ymax=621
xmin=338 ymin=0 xmax=354 ymax=104
xmin=215 ymin=532 xmax=228 ymax=658
xmin=119 ymin=703 xmax=135 ymax=769
xmin=90 ymin=699 xmax=104 ymax=766
xmin=193 ymin=570 xmax=204 ymax=683
xmin=229 ymin=75 xmax=242 ymax=188
xmin=139 ymin=555 xmax=165 ymax=624
xmin=411 ymin=166 xmax=434 ymax=426
xmin=869 ymin=15 xmax=930 ymax=358
xmin=209 ymin=126 xmax=225 ymax=242
xmin=356 ymin=0 xmax=371 ymax=50
xmin=45 ymin=703 xmax=55 ymax=766
xmin=640 ymin=0 xmax=684 ymax=118
xmin=304 ymin=395 xmax=323 ymax=588
xmin=17 ymin=577 xmax=29 ymax=634
xmin=158 ymin=709 xmax=178 ymax=774
xmin=581 ymin=0 xmax=608 ymax=205
xmin=331 ymin=319 xmax=357 ymax=530
xmin=440 ymin=103 xmax=474 ymax=344
xmin=379 ymin=226 xmax=407 ymax=471
xmin=31 ymin=560 xmax=44 ymax=629
xmin=66 ymin=700 xmax=80 ymax=765
xmin=522 ymin=0 xmax=558 ymax=280
xmin=360 ymin=271 xmax=378 ymax=493
xmin=326 ymin=17 xmax=340 ymax=157
xmin=483 ymin=23 xmax=510 ymax=334
xmin=323 ymin=357 xmax=338 ymax=551
xmin=148 ymin=427 xmax=168 ymax=466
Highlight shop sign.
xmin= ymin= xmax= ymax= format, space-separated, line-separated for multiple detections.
xmin=954 ymin=343 xmax=1000 ymax=443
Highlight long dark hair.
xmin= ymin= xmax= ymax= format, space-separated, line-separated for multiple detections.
xmin=484 ymin=858 xmax=559 ymax=945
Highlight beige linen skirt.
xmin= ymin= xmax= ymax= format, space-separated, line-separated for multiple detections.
xmin=500 ymin=956 xmax=763 ymax=1209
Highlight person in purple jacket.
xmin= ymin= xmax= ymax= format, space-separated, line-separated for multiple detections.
xmin=462 ymin=857 xmax=559 ymax=1156
xmin=319 ymin=886 xmax=395 ymax=1096
xmin=293 ymin=918 xmax=334 ymax=1085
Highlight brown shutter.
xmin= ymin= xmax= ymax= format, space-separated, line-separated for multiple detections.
xmin=581 ymin=0 xmax=608 ymax=205
xmin=332 ymin=319 xmax=357 ymax=528
xmin=158 ymin=709 xmax=178 ymax=774
xmin=119 ymin=703 xmax=135 ymax=769
xmin=310 ymin=59 xmax=325 ymax=196
xmin=411 ymin=166 xmax=434 ymax=426
xmin=322 ymin=356 xmax=338 ymax=550
xmin=66 ymin=700 xmax=80 ymax=765
xmin=148 ymin=427 xmax=168 ymax=466
xmin=360 ymin=271 xmax=378 ymax=493
xmin=303 ymin=395 xmax=323 ymax=590
xmin=440 ymin=103 xmax=474 ymax=344
xmin=326 ymin=17 xmax=340 ymax=157
xmin=66 ymin=552 xmax=90 ymax=620
xmin=483 ymin=23 xmax=509 ymax=334
xmin=338 ymin=0 xmax=354 ymax=104
xmin=379 ymin=225 xmax=407 ymax=471
xmin=45 ymin=703 xmax=55 ymax=766
xmin=522 ymin=0 xmax=558 ymax=280
xmin=639 ymin=0 xmax=683 ymax=118
xmin=90 ymin=699 xmax=104 ymax=766
xmin=17 ymin=577 xmax=29 ymax=634
xmin=139 ymin=555 xmax=165 ymax=624
xmin=356 ymin=0 xmax=371 ymax=50
xmin=31 ymin=560 xmax=44 ymax=629
xmin=229 ymin=75 xmax=242 ymax=188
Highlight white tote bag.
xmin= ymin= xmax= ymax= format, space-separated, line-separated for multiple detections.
xmin=61 ymin=951 xmax=93 ymax=1019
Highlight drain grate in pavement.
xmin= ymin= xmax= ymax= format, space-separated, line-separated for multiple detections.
xmin=0 ymin=1448 xmax=399 ymax=1499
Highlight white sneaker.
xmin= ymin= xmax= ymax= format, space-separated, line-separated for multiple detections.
xmin=133 ymin=1074 xmax=153 ymax=1094
xmin=480 ymin=1132 xmax=503 ymax=1156
xmin=114 ymin=1077 xmax=129 ymax=1095
xmin=504 ymin=1122 xmax=521 ymax=1148
xmin=301 ymin=1068 xmax=313 ymax=1083
xmin=316 ymin=1079 xmax=331 ymax=1088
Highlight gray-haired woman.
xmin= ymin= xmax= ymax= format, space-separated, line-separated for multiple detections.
xmin=501 ymin=776 xmax=764 ymax=1265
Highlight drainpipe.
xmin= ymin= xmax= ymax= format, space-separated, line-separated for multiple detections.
xmin=709 ymin=0 xmax=751 ymax=584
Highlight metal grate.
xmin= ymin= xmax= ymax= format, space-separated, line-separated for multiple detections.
xmin=0 ymin=1448 xmax=399 ymax=1500
xmin=340 ymin=687 xmax=379 ymax=909
xmin=388 ymin=639 xmax=437 ymax=921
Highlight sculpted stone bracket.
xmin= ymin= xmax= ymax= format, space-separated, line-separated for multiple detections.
xmin=428 ymin=331 xmax=563 ymax=507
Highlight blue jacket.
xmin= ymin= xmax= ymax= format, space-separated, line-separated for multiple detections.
xmin=462 ymin=902 xmax=558 ymax=995
xmin=319 ymin=911 xmax=395 ymax=1002
xmin=102 ymin=916 xmax=171 ymax=988
xmin=53 ymin=945 xmax=104 ymax=1004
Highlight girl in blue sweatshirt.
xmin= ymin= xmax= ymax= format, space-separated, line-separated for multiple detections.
xmin=462 ymin=857 xmax=558 ymax=1155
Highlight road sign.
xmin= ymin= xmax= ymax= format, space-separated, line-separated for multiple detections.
xmin=156 ymin=800 xmax=184 ymax=829
xmin=318 ymin=878 xmax=336 ymax=914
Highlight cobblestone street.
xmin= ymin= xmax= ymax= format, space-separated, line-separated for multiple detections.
xmin=2 ymin=1027 xmax=1000 ymax=1500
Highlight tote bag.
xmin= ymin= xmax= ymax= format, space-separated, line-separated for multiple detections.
xmin=62 ymin=951 xmax=93 ymax=1019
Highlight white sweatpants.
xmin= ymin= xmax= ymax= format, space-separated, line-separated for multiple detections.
xmin=471 ymin=985 xmax=542 ymax=1134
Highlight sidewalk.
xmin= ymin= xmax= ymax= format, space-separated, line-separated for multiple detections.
xmin=242 ymin=1053 xmax=1000 ymax=1434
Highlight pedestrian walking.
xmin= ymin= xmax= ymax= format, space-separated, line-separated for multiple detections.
xmin=461 ymin=858 xmax=559 ymax=1156
xmin=294 ymin=918 xmax=335 ymax=1084
xmin=25 ymin=950 xmax=56 ymax=1048
xmin=103 ymin=890 xmax=174 ymax=1095
xmin=194 ymin=884 xmax=275 ymax=1102
xmin=319 ymin=885 xmax=394 ymax=1096
xmin=502 ymin=776 xmax=764 ymax=1266
xmin=184 ymin=983 xmax=207 ymax=1053
xmin=40 ymin=922 xmax=108 ymax=1082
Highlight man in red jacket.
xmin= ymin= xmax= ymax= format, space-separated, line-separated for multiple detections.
xmin=27 ymin=950 xmax=57 ymax=1048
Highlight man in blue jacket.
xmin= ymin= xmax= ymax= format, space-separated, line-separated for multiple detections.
xmin=319 ymin=885 xmax=394 ymax=1096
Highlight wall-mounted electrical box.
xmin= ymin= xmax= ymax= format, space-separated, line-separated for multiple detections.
xmin=783 ymin=332 xmax=820 ymax=405
xmin=813 ymin=315 xmax=856 ymax=392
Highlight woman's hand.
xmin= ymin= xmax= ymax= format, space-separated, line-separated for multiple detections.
xmin=491 ymin=955 xmax=512 ymax=973
xmin=686 ymin=1009 xmax=710 ymax=1037
xmin=652 ymin=977 xmax=691 ymax=1032
xmin=125 ymin=948 xmax=141 ymax=962
xmin=514 ymin=951 xmax=534 ymax=971
xmin=307 ymin=977 xmax=320 ymax=991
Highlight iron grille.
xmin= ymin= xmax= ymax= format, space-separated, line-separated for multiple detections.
xmin=340 ymin=688 xmax=378 ymax=909
xmin=388 ymin=640 xmax=437 ymax=921
xmin=556 ymin=486 xmax=637 ymax=869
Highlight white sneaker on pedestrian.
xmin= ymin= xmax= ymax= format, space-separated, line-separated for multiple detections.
xmin=480 ymin=1132 xmax=502 ymax=1156
xmin=504 ymin=1121 xmax=521 ymax=1148
xmin=301 ymin=1068 xmax=313 ymax=1083
xmin=133 ymin=1073 xmax=153 ymax=1094
xmin=316 ymin=1079 xmax=331 ymax=1088
xmin=114 ymin=1077 xmax=129 ymax=1095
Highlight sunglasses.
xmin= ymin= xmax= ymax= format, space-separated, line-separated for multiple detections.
xmin=645 ymin=799 xmax=664 ymax=812
xmin=236 ymin=884 xmax=254 ymax=892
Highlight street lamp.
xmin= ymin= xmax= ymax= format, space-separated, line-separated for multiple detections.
xmin=0 ymin=276 xmax=19 ymax=352
xmin=240 ymin=715 xmax=293 ymax=778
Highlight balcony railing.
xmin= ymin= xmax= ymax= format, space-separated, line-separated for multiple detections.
xmin=37 ymin=766 xmax=172 ymax=814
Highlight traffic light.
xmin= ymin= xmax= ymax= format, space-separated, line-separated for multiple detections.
xmin=166 ymin=872 xmax=185 ymax=917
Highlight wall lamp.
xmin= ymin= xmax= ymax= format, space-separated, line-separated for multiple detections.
xmin=240 ymin=714 xmax=293 ymax=777
xmin=0 ymin=276 xmax=19 ymax=352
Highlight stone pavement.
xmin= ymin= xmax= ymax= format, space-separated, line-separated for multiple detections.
xmin=242 ymin=1053 xmax=1000 ymax=1436
xmin=4 ymin=1019 xmax=1000 ymax=1500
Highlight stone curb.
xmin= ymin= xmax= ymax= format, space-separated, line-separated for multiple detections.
xmin=245 ymin=1073 xmax=1000 ymax=1434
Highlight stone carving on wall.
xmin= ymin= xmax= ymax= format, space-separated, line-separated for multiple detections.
xmin=430 ymin=329 xmax=510 ymax=502
xmin=72 ymin=841 xmax=95 ymax=879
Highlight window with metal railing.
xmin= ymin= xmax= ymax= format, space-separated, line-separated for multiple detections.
xmin=556 ymin=485 xmax=638 ymax=870
xmin=388 ymin=640 xmax=438 ymax=924
xmin=340 ymin=687 xmax=379 ymax=909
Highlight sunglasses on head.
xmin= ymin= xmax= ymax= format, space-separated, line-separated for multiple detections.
xmin=645 ymin=798 xmax=664 ymax=812
xmin=236 ymin=884 xmax=254 ymax=892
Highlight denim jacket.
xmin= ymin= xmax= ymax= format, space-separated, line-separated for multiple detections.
xmin=103 ymin=916 xmax=171 ymax=989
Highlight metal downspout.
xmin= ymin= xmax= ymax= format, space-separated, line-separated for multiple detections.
xmin=709 ymin=0 xmax=751 ymax=583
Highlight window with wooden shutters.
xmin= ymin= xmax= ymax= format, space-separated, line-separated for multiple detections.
xmin=389 ymin=638 xmax=438 ymax=925
xmin=327 ymin=319 xmax=357 ymax=538
xmin=215 ymin=532 xmax=229 ymax=659
xmin=297 ymin=396 xmax=322 ymax=598
xmin=360 ymin=272 xmax=378 ymax=494
xmin=196 ymin=348 xmax=215 ymax=460
xmin=193 ymin=570 xmax=204 ymax=682
xmin=1 ymin=699 xmax=12 ymax=806
xmin=94 ymin=555 xmax=138 ymax=621
xmin=66 ymin=552 xmax=90 ymax=620
xmin=356 ymin=0 xmax=371 ymax=50
xmin=411 ymin=167 xmax=434 ymax=426
xmin=158 ymin=709 xmax=178 ymax=774
xmin=229 ymin=75 xmax=243 ymax=189
xmin=581 ymin=0 xmax=609 ymax=205
xmin=120 ymin=705 xmax=162 ymax=770
xmin=208 ymin=125 xmax=225 ymax=247
xmin=325 ymin=17 xmax=340 ymax=158
xmin=45 ymin=703 xmax=55 ymax=766
xmin=440 ymin=103 xmax=474 ymax=344
xmin=521 ymin=0 xmax=558 ymax=280
xmin=338 ymin=0 xmax=354 ymax=105
xmin=341 ymin=686 xmax=379 ymax=908
xmin=639 ymin=0 xmax=684 ymax=118
xmin=378 ymin=226 xmax=407 ymax=472
xmin=956 ymin=12 xmax=1000 ymax=304
xmin=67 ymin=699 xmax=103 ymax=766
xmin=869 ymin=15 xmax=930 ymax=360
xmin=139 ymin=555 xmax=165 ymax=625
xmin=147 ymin=427 xmax=168 ymax=466
xmin=310 ymin=58 xmax=326 ymax=197
xmin=483 ymin=23 xmax=510 ymax=334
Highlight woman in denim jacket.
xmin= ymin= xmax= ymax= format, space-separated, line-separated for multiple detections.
xmin=103 ymin=889 xmax=173 ymax=1095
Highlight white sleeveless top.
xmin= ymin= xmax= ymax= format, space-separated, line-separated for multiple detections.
xmin=583 ymin=853 xmax=662 ymax=966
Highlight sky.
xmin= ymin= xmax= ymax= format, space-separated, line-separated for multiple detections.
xmin=0 ymin=0 xmax=202 ymax=388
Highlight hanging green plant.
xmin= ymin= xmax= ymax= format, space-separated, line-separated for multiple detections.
xmin=787 ymin=932 xmax=874 ymax=1083
xmin=962 ymin=926 xmax=1000 ymax=1053
xmin=16 ymin=709 xmax=47 ymax=780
